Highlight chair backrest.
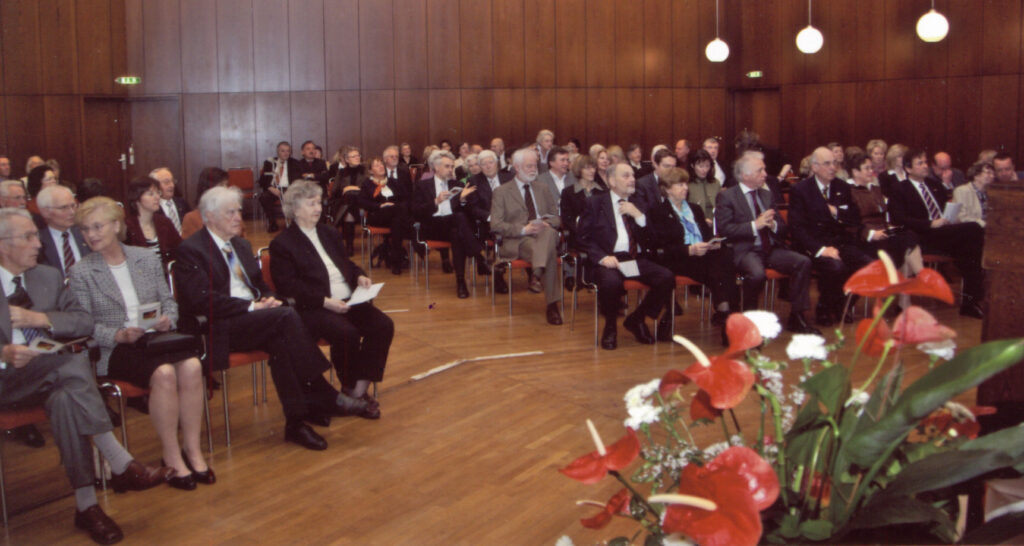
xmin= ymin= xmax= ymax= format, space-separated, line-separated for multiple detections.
xmin=228 ymin=168 xmax=255 ymax=191
xmin=258 ymin=247 xmax=275 ymax=292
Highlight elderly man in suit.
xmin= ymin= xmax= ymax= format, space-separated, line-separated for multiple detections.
xmin=288 ymin=140 xmax=331 ymax=191
xmin=35 ymin=185 xmax=90 ymax=280
xmin=578 ymin=163 xmax=675 ymax=350
xmin=889 ymin=148 xmax=985 ymax=318
xmin=256 ymin=141 xmax=292 ymax=233
xmin=715 ymin=154 xmax=819 ymax=334
xmin=465 ymin=150 xmax=513 ymax=293
xmin=789 ymin=147 xmax=874 ymax=326
xmin=0 ymin=179 xmax=26 ymax=209
xmin=174 ymin=186 xmax=354 ymax=450
xmin=490 ymin=148 xmax=563 ymax=325
xmin=536 ymin=146 xmax=575 ymax=207
xmin=150 ymin=166 xmax=189 ymax=235
xmin=0 ymin=208 xmax=170 ymax=544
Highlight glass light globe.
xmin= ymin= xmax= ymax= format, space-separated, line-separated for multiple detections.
xmin=796 ymin=25 xmax=823 ymax=54
xmin=916 ymin=9 xmax=949 ymax=42
xmin=705 ymin=38 xmax=730 ymax=63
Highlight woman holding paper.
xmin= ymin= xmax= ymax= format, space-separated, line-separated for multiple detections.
xmin=269 ymin=181 xmax=391 ymax=419
xmin=68 ymin=197 xmax=212 ymax=491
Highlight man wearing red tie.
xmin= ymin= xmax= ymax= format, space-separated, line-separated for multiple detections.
xmin=34 ymin=185 xmax=90 ymax=280
xmin=258 ymin=141 xmax=292 ymax=233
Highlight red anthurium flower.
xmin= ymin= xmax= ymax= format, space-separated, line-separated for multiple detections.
xmin=844 ymin=260 xmax=953 ymax=304
xmin=579 ymin=488 xmax=630 ymax=529
xmin=690 ymin=389 xmax=722 ymax=421
xmin=892 ymin=306 xmax=956 ymax=345
xmin=707 ymin=447 xmax=780 ymax=511
xmin=560 ymin=428 xmax=641 ymax=484
xmin=723 ymin=314 xmax=762 ymax=357
xmin=659 ymin=369 xmax=691 ymax=399
xmin=855 ymin=317 xmax=894 ymax=357
xmin=684 ymin=357 xmax=755 ymax=409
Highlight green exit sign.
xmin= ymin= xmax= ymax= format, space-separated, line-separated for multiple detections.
xmin=114 ymin=76 xmax=142 ymax=85
xmin=745 ymin=71 xmax=763 ymax=79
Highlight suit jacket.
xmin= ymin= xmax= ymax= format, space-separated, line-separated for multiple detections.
xmin=888 ymin=178 xmax=948 ymax=235
xmin=714 ymin=183 xmax=789 ymax=265
xmin=577 ymin=191 xmax=657 ymax=265
xmin=165 ymin=196 xmax=189 ymax=219
xmin=650 ymin=199 xmax=713 ymax=264
xmin=357 ymin=176 xmax=409 ymax=212
xmin=465 ymin=171 xmax=513 ymax=223
xmin=288 ymin=157 xmax=330 ymax=188
xmin=536 ymin=171 xmax=577 ymax=207
xmin=384 ymin=164 xmax=414 ymax=197
xmin=560 ymin=182 xmax=606 ymax=248
xmin=269 ymin=223 xmax=366 ymax=312
xmin=125 ymin=213 xmax=183 ymax=267
xmin=67 ymin=245 xmax=177 ymax=375
xmin=490 ymin=178 xmax=561 ymax=257
xmin=633 ymin=172 xmax=662 ymax=215
xmin=35 ymin=220 xmax=91 ymax=279
xmin=411 ymin=177 xmax=468 ymax=222
xmin=952 ymin=183 xmax=985 ymax=227
xmin=787 ymin=176 xmax=860 ymax=255
xmin=259 ymin=157 xmax=289 ymax=191
xmin=174 ymin=228 xmax=270 ymax=370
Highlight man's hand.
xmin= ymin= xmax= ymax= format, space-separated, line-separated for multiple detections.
xmin=820 ymin=246 xmax=840 ymax=260
xmin=435 ymin=190 xmax=451 ymax=204
xmin=828 ymin=204 xmax=838 ymax=217
xmin=931 ymin=218 xmax=949 ymax=228
xmin=9 ymin=306 xmax=50 ymax=330
xmin=460 ymin=185 xmax=477 ymax=198
xmin=268 ymin=187 xmax=281 ymax=197
xmin=303 ymin=173 xmax=314 ymax=179
xmin=689 ymin=242 xmax=711 ymax=256
xmin=357 ymin=275 xmax=372 ymax=289
xmin=154 ymin=315 xmax=173 ymax=332
xmin=617 ymin=201 xmax=643 ymax=220
xmin=380 ymin=202 xmax=395 ymax=207
xmin=3 ymin=344 xmax=40 ymax=368
xmin=323 ymin=297 xmax=349 ymax=314
xmin=870 ymin=231 xmax=889 ymax=241
xmin=754 ymin=209 xmax=775 ymax=229
xmin=253 ymin=296 xmax=282 ymax=310
xmin=115 ymin=327 xmax=146 ymax=344
xmin=522 ymin=222 xmax=543 ymax=236
xmin=599 ymin=255 xmax=619 ymax=269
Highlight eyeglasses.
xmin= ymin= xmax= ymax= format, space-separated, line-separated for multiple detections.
xmin=80 ymin=221 xmax=115 ymax=235
xmin=44 ymin=202 xmax=78 ymax=212
xmin=0 ymin=231 xmax=39 ymax=242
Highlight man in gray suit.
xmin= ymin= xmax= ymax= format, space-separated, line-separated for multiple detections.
xmin=490 ymin=148 xmax=563 ymax=325
xmin=536 ymin=146 xmax=575 ymax=208
xmin=0 ymin=208 xmax=169 ymax=544
xmin=35 ymin=185 xmax=90 ymax=280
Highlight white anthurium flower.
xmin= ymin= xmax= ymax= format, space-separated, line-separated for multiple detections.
xmin=554 ymin=535 xmax=575 ymax=546
xmin=786 ymin=334 xmax=829 ymax=361
xmin=743 ymin=310 xmax=782 ymax=340
xmin=918 ymin=339 xmax=956 ymax=361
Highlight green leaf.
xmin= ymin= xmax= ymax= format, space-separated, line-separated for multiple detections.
xmin=845 ymin=495 xmax=956 ymax=533
xmin=870 ymin=449 xmax=1014 ymax=502
xmin=801 ymin=365 xmax=850 ymax=417
xmin=842 ymin=339 xmax=1024 ymax=468
xmin=962 ymin=423 xmax=1024 ymax=459
xmin=961 ymin=511 xmax=1024 ymax=544
xmin=778 ymin=512 xmax=801 ymax=539
xmin=799 ymin=519 xmax=834 ymax=541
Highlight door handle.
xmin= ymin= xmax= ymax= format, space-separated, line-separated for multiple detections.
xmin=118 ymin=153 xmax=127 ymax=170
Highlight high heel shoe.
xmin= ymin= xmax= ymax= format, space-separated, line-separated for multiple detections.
xmin=181 ymin=450 xmax=216 ymax=485
xmin=167 ymin=471 xmax=197 ymax=491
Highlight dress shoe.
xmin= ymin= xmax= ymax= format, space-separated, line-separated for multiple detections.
xmin=494 ymin=273 xmax=509 ymax=294
xmin=600 ymin=322 xmax=618 ymax=350
xmin=546 ymin=302 xmax=563 ymax=325
xmin=528 ymin=275 xmax=543 ymax=294
xmin=305 ymin=411 xmax=332 ymax=427
xmin=960 ymin=301 xmax=984 ymax=319
xmin=167 ymin=471 xmax=197 ymax=491
xmin=12 ymin=424 xmax=44 ymax=448
xmin=75 ymin=505 xmax=123 ymax=545
xmin=656 ymin=317 xmax=673 ymax=342
xmin=456 ymin=279 xmax=470 ymax=299
xmin=786 ymin=313 xmax=822 ymax=335
xmin=711 ymin=310 xmax=729 ymax=327
xmin=391 ymin=264 xmax=402 ymax=275
xmin=284 ymin=421 xmax=327 ymax=450
xmin=181 ymin=450 xmax=216 ymax=484
xmin=109 ymin=460 xmax=171 ymax=493
xmin=442 ymin=260 xmax=454 ymax=274
xmin=623 ymin=313 xmax=655 ymax=344
xmin=334 ymin=392 xmax=379 ymax=419
xmin=563 ymin=275 xmax=575 ymax=291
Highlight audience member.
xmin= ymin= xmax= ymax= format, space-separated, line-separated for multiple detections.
xmin=69 ymin=197 xmax=210 ymax=492
xmin=290 ymin=140 xmax=330 ymax=190
xmin=180 ymin=167 xmax=232 ymax=240
xmin=686 ymin=149 xmax=721 ymax=225
xmin=674 ymin=139 xmax=691 ymax=167
xmin=26 ymin=164 xmax=59 ymax=213
xmin=123 ymin=176 xmax=183 ymax=268
xmin=954 ymin=161 xmax=993 ymax=227
xmin=21 ymin=155 xmax=44 ymax=187
xmin=866 ymin=139 xmax=888 ymax=176
xmin=270 ymin=181 xmax=391 ymax=418
xmin=398 ymin=142 xmax=417 ymax=166
xmin=491 ymin=137 xmax=509 ymax=171
xmin=561 ymin=154 xmax=605 ymax=290
xmin=358 ymin=156 xmax=411 ymax=275
xmin=703 ymin=137 xmax=726 ymax=186
xmin=0 ymin=155 xmax=12 ymax=181
xmin=878 ymin=143 xmax=908 ymax=198
xmin=932 ymin=151 xmax=966 ymax=189
xmin=0 ymin=179 xmax=27 ymax=209
xmin=828 ymin=142 xmax=850 ymax=181
xmin=151 ymin=167 xmax=189 ymax=235
xmin=537 ymin=146 xmax=574 ymax=207
xmin=327 ymin=145 xmax=364 ymax=247
xmin=258 ymin=141 xmax=292 ymax=232
xmin=633 ymin=148 xmax=676 ymax=215
xmin=565 ymin=138 xmax=582 ymax=163
xmin=993 ymin=152 xmax=1019 ymax=183
xmin=535 ymin=129 xmax=555 ymax=171
xmin=35 ymin=185 xmax=89 ymax=279
xmin=490 ymin=148 xmax=563 ymax=325
xmin=77 ymin=177 xmax=106 ymax=201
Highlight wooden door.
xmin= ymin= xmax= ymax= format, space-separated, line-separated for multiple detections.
xmin=128 ymin=97 xmax=183 ymax=195
xmin=81 ymin=97 xmax=131 ymax=203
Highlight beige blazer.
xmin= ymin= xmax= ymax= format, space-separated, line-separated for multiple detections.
xmin=490 ymin=178 xmax=562 ymax=257
xmin=952 ymin=183 xmax=985 ymax=227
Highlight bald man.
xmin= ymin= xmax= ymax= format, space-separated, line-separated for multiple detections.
xmin=930 ymin=151 xmax=965 ymax=201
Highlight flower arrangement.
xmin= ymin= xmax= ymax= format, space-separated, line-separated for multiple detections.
xmin=559 ymin=252 xmax=1024 ymax=545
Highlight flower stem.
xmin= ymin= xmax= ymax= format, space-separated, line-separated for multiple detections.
xmin=757 ymin=384 xmax=790 ymax=506
xmin=720 ymin=414 xmax=732 ymax=442
xmin=609 ymin=470 xmax=661 ymax=525
xmin=729 ymin=409 xmax=742 ymax=434
xmin=850 ymin=296 xmax=895 ymax=369
xmin=857 ymin=340 xmax=894 ymax=394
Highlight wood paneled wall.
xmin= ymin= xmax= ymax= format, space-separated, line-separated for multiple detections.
xmin=2 ymin=0 xmax=1023 ymax=196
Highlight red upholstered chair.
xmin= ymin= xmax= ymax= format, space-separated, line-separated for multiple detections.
xmin=228 ymin=167 xmax=261 ymax=223
xmin=0 ymin=406 xmax=48 ymax=526
xmin=411 ymin=223 xmax=459 ymax=291
xmin=360 ymin=211 xmax=393 ymax=272
xmin=587 ymin=279 xmax=672 ymax=348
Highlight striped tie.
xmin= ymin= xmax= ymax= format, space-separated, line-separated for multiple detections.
xmin=9 ymin=277 xmax=42 ymax=343
xmin=222 ymin=243 xmax=256 ymax=297
xmin=61 ymin=231 xmax=76 ymax=275
xmin=920 ymin=184 xmax=942 ymax=220
xmin=164 ymin=200 xmax=181 ymax=232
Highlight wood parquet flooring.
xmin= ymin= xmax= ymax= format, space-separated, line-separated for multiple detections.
xmin=1 ymin=222 xmax=984 ymax=545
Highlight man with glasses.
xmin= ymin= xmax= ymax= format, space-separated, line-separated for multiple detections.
xmin=34 ymin=185 xmax=89 ymax=280
xmin=0 ymin=179 xmax=27 ymax=208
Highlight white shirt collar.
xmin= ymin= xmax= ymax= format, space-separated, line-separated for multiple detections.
xmin=0 ymin=264 xmax=19 ymax=296
xmin=207 ymin=229 xmax=232 ymax=252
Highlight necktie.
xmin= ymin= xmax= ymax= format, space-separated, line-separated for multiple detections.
xmin=920 ymin=184 xmax=942 ymax=220
xmin=977 ymin=188 xmax=987 ymax=218
xmin=61 ymin=231 xmax=76 ymax=275
xmin=619 ymin=199 xmax=638 ymax=257
xmin=523 ymin=184 xmax=537 ymax=221
xmin=9 ymin=277 xmax=42 ymax=343
xmin=748 ymin=191 xmax=771 ymax=250
xmin=275 ymin=161 xmax=284 ymax=187
xmin=222 ymin=243 xmax=256 ymax=297
xmin=821 ymin=185 xmax=829 ymax=200
xmin=164 ymin=200 xmax=181 ymax=231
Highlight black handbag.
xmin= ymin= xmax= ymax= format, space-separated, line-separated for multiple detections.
xmin=133 ymin=331 xmax=202 ymax=357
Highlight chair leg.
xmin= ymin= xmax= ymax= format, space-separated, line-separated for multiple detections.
xmin=115 ymin=386 xmax=128 ymax=450
xmin=262 ymin=361 xmax=268 ymax=404
xmin=593 ymin=288 xmax=600 ymax=347
xmin=203 ymin=381 xmax=213 ymax=454
xmin=1 ymin=436 xmax=8 ymax=528
xmin=251 ymin=365 xmax=258 ymax=407
xmin=221 ymin=370 xmax=231 ymax=447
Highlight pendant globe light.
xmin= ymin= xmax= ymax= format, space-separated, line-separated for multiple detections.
xmin=705 ymin=0 xmax=729 ymax=63
xmin=916 ymin=0 xmax=949 ymax=42
xmin=795 ymin=0 xmax=824 ymax=54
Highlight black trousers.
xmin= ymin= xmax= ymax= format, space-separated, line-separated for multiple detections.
xmin=367 ymin=203 xmax=411 ymax=265
xmin=664 ymin=246 xmax=739 ymax=311
xmin=421 ymin=212 xmax=484 ymax=278
xmin=299 ymin=305 xmax=393 ymax=390
xmin=857 ymin=229 xmax=920 ymax=268
xmin=811 ymin=244 xmax=874 ymax=313
xmin=736 ymin=246 xmax=812 ymax=313
xmin=918 ymin=222 xmax=985 ymax=301
xmin=259 ymin=188 xmax=284 ymax=220
xmin=224 ymin=306 xmax=334 ymax=419
xmin=593 ymin=254 xmax=674 ymax=322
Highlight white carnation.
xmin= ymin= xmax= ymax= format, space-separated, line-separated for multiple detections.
xmin=624 ymin=402 xmax=661 ymax=429
xmin=786 ymin=334 xmax=829 ymax=361
xmin=918 ymin=339 xmax=956 ymax=360
xmin=554 ymin=536 xmax=575 ymax=546
xmin=743 ymin=310 xmax=782 ymax=340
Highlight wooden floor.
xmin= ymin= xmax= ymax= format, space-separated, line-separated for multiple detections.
xmin=2 ymin=221 xmax=984 ymax=545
